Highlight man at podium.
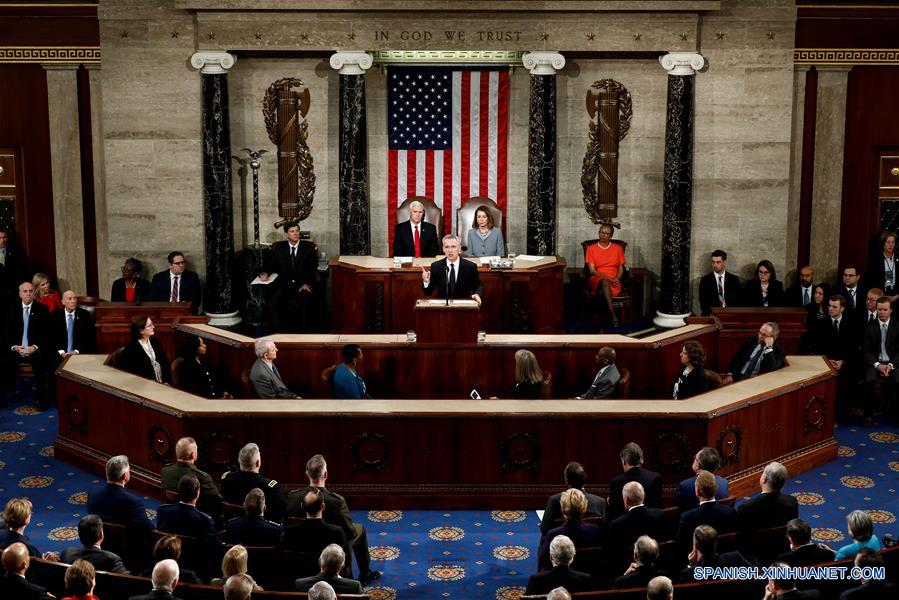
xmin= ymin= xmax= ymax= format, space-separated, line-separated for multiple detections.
xmin=421 ymin=235 xmax=483 ymax=305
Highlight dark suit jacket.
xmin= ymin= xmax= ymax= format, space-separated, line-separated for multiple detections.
xmin=393 ymin=220 xmax=439 ymax=257
xmin=539 ymin=520 xmax=603 ymax=570
xmin=777 ymin=543 xmax=835 ymax=567
xmin=177 ymin=358 xmax=224 ymax=398
xmin=524 ymin=564 xmax=592 ymax=595
xmin=736 ymin=490 xmax=799 ymax=531
xmin=673 ymin=367 xmax=710 ymax=400
xmin=221 ymin=470 xmax=287 ymax=523
xmin=423 ymin=257 xmax=483 ymax=299
xmin=128 ymin=590 xmax=184 ymax=600
xmin=607 ymin=467 xmax=663 ymax=520
xmin=110 ymin=277 xmax=151 ymax=303
xmin=50 ymin=307 xmax=96 ymax=356
xmin=86 ymin=483 xmax=154 ymax=537
xmin=294 ymin=572 xmax=363 ymax=594
xmin=863 ymin=318 xmax=899 ymax=368
xmin=865 ymin=252 xmax=896 ymax=293
xmin=283 ymin=518 xmax=349 ymax=563
xmin=726 ymin=336 xmax=787 ymax=381
xmin=835 ymin=284 xmax=868 ymax=317
xmin=118 ymin=337 xmax=171 ymax=383
xmin=160 ymin=461 xmax=221 ymax=519
xmin=0 ymin=574 xmax=53 ymax=600
xmin=785 ymin=283 xmax=816 ymax=308
xmin=840 ymin=582 xmax=898 ymax=599
xmin=60 ymin=544 xmax=129 ymax=573
xmin=0 ymin=529 xmax=40 ymax=556
xmin=4 ymin=301 xmax=50 ymax=358
xmin=540 ymin=489 xmax=606 ymax=535
xmin=675 ymin=501 xmax=737 ymax=549
xmin=149 ymin=269 xmax=201 ymax=314
xmin=811 ymin=315 xmax=859 ymax=363
xmin=698 ymin=271 xmax=741 ymax=316
xmin=265 ymin=240 xmax=317 ymax=289
xmin=607 ymin=506 xmax=667 ymax=570
xmin=742 ymin=279 xmax=785 ymax=307
xmin=287 ymin=486 xmax=360 ymax=546
xmin=674 ymin=474 xmax=729 ymax=512
xmin=156 ymin=502 xmax=224 ymax=563
xmin=680 ymin=551 xmax=751 ymax=582
xmin=612 ymin=564 xmax=666 ymax=590
xmin=0 ymin=245 xmax=30 ymax=305
xmin=222 ymin=515 xmax=283 ymax=547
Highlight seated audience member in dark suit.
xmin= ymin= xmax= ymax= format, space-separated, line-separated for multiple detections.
xmin=777 ymin=518 xmax=835 ymax=567
xmin=743 ymin=260 xmax=785 ymax=307
xmin=221 ymin=442 xmax=288 ymax=524
xmin=786 ymin=266 xmax=816 ymax=308
xmin=287 ymin=454 xmax=381 ymax=585
xmin=864 ymin=230 xmax=899 ymax=301
xmin=156 ymin=475 xmax=225 ymax=578
xmin=248 ymin=338 xmax=300 ymax=399
xmin=224 ymin=573 xmax=255 ymax=600
xmin=540 ymin=461 xmax=606 ymax=536
xmin=161 ymin=436 xmax=222 ymax=522
xmin=802 ymin=284 xmax=831 ymax=341
xmin=525 ymin=535 xmax=592 ymax=596
xmin=722 ymin=321 xmax=787 ymax=385
xmin=149 ymin=251 xmax=201 ymax=314
xmin=607 ymin=442 xmax=663 ymax=520
xmin=118 ymin=314 xmax=171 ymax=384
xmin=176 ymin=335 xmax=229 ymax=399
xmin=333 ymin=343 xmax=372 ymax=399
xmin=612 ymin=535 xmax=666 ymax=590
xmin=500 ymin=349 xmax=546 ymax=399
xmin=61 ymin=514 xmax=129 ymax=573
xmin=575 ymin=346 xmax=620 ymax=399
xmin=393 ymin=199 xmax=440 ymax=258
xmin=765 ymin=561 xmax=822 ymax=599
xmin=86 ymin=455 xmax=154 ymax=548
xmin=138 ymin=535 xmax=202 ymax=585
xmin=680 ymin=525 xmax=751 ymax=583
xmin=835 ymin=264 xmax=867 ymax=319
xmin=50 ymin=290 xmax=96 ymax=358
xmin=0 ymin=542 xmax=54 ymax=600
xmin=737 ymin=461 xmax=799 ymax=531
xmin=675 ymin=447 xmax=729 ymax=512
xmin=673 ymin=340 xmax=710 ymax=400
xmin=815 ymin=295 xmax=860 ymax=424
xmin=258 ymin=222 xmax=318 ymax=332
xmin=839 ymin=548 xmax=897 ymax=599
xmin=221 ymin=487 xmax=282 ymax=547
xmin=861 ymin=295 xmax=899 ymax=426
xmin=538 ymin=488 xmax=604 ymax=570
xmin=698 ymin=249 xmax=741 ymax=316
xmin=422 ymin=234 xmax=483 ymax=303
xmin=675 ymin=471 xmax=737 ymax=550
xmin=294 ymin=544 xmax=363 ymax=594
xmin=111 ymin=257 xmax=151 ymax=303
xmin=0 ymin=228 xmax=30 ymax=309
xmin=607 ymin=482 xmax=666 ymax=573
xmin=3 ymin=281 xmax=51 ymax=409
xmin=859 ymin=288 xmax=881 ymax=330
xmin=128 ymin=558 xmax=182 ymax=600
xmin=0 ymin=497 xmax=44 ymax=557
xmin=647 ymin=576 xmax=674 ymax=600
xmin=284 ymin=488 xmax=349 ymax=562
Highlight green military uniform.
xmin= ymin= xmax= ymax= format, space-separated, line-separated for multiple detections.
xmin=160 ymin=461 xmax=222 ymax=520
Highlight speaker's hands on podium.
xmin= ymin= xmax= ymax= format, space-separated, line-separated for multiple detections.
xmin=258 ymin=272 xmax=269 ymax=282
xmin=472 ymin=293 xmax=481 ymax=306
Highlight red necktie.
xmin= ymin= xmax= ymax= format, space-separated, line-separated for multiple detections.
xmin=171 ymin=275 xmax=179 ymax=302
xmin=414 ymin=226 xmax=421 ymax=258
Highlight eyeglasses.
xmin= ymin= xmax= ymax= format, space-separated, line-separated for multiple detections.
xmin=172 ymin=261 xmax=186 ymax=266
xmin=757 ymin=269 xmax=770 ymax=274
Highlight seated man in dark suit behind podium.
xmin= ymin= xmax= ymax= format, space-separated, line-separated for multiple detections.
xmin=421 ymin=235 xmax=483 ymax=305
xmin=393 ymin=200 xmax=440 ymax=258
xmin=698 ymin=249 xmax=741 ymax=316
xmin=722 ymin=321 xmax=786 ymax=385
xmin=149 ymin=251 xmax=202 ymax=314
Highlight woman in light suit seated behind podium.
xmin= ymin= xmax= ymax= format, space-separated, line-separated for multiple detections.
xmin=465 ymin=206 xmax=505 ymax=257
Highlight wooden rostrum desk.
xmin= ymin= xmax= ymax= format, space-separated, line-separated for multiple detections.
xmin=55 ymin=321 xmax=837 ymax=509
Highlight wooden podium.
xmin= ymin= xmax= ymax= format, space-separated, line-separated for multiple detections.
xmin=414 ymin=298 xmax=482 ymax=343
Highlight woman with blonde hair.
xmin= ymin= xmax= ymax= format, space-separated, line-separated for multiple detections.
xmin=62 ymin=560 xmax=98 ymax=600
xmin=32 ymin=272 xmax=63 ymax=312
xmin=500 ymin=349 xmax=546 ymax=399
xmin=211 ymin=544 xmax=261 ymax=589
xmin=537 ymin=488 xmax=603 ymax=570
xmin=0 ymin=497 xmax=41 ymax=557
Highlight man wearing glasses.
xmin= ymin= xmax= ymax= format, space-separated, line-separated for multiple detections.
xmin=150 ymin=251 xmax=202 ymax=314
xmin=721 ymin=321 xmax=786 ymax=385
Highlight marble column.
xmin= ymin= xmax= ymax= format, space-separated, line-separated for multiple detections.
xmin=654 ymin=52 xmax=705 ymax=329
xmin=331 ymin=52 xmax=373 ymax=255
xmin=522 ymin=52 xmax=565 ymax=256
xmin=190 ymin=51 xmax=240 ymax=326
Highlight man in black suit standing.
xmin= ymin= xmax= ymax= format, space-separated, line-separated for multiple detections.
xmin=607 ymin=443 xmax=663 ymax=520
xmin=149 ymin=251 xmax=202 ymax=314
xmin=422 ymin=234 xmax=483 ymax=304
xmin=861 ymin=295 xmax=899 ymax=426
xmin=835 ymin=264 xmax=867 ymax=318
xmin=524 ymin=535 xmax=592 ymax=596
xmin=816 ymin=295 xmax=860 ymax=424
xmin=393 ymin=199 xmax=439 ymax=258
xmin=785 ymin=265 xmax=816 ymax=308
xmin=722 ymin=321 xmax=787 ymax=385
xmin=3 ymin=281 xmax=50 ymax=409
xmin=675 ymin=471 xmax=737 ymax=550
xmin=294 ymin=544 xmax=363 ymax=594
xmin=698 ymin=249 xmax=741 ymax=316
xmin=50 ymin=290 xmax=96 ymax=358
xmin=156 ymin=475 xmax=224 ymax=579
xmin=258 ymin=222 xmax=317 ymax=332
xmin=0 ymin=542 xmax=54 ymax=599
xmin=737 ymin=461 xmax=799 ymax=531
xmin=776 ymin=518 xmax=834 ymax=567
xmin=0 ymin=228 xmax=29 ymax=309
xmin=61 ymin=514 xmax=129 ymax=573
xmin=540 ymin=461 xmax=606 ymax=536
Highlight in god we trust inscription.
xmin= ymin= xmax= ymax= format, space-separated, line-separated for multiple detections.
xmin=374 ymin=30 xmax=523 ymax=42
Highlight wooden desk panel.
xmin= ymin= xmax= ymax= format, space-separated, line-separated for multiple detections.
xmin=93 ymin=302 xmax=205 ymax=356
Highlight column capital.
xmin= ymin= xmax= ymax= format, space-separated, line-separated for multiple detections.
xmin=659 ymin=52 xmax=705 ymax=76
xmin=329 ymin=51 xmax=373 ymax=75
xmin=522 ymin=51 xmax=565 ymax=75
xmin=190 ymin=51 xmax=236 ymax=75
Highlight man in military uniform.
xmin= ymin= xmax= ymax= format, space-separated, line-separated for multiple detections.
xmin=287 ymin=454 xmax=381 ymax=585
xmin=221 ymin=442 xmax=287 ymax=523
xmin=156 ymin=475 xmax=224 ymax=579
xmin=160 ymin=437 xmax=222 ymax=525
xmin=284 ymin=488 xmax=348 ymax=564
xmin=221 ymin=487 xmax=282 ymax=547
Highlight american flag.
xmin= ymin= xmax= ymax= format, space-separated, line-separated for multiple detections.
xmin=387 ymin=67 xmax=509 ymax=248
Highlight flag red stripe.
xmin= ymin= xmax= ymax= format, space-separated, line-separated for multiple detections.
xmin=388 ymin=149 xmax=398 ymax=254
xmin=496 ymin=71 xmax=509 ymax=213
xmin=460 ymin=72 xmax=471 ymax=203
xmin=479 ymin=71 xmax=489 ymax=196
xmin=443 ymin=150 xmax=453 ymax=236
xmin=425 ymin=150 xmax=434 ymax=199
xmin=406 ymin=151 xmax=417 ymax=199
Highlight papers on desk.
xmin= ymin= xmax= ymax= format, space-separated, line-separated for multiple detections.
xmin=513 ymin=254 xmax=544 ymax=262
xmin=478 ymin=256 xmax=501 ymax=264
xmin=251 ymin=273 xmax=278 ymax=285
xmin=418 ymin=299 xmax=479 ymax=307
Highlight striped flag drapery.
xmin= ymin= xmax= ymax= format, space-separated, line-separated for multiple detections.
xmin=387 ymin=67 xmax=509 ymax=249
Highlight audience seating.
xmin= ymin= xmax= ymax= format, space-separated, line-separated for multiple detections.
xmin=570 ymin=545 xmax=604 ymax=578
xmin=320 ymin=363 xmax=338 ymax=395
xmin=540 ymin=371 xmax=553 ymax=399
xmin=615 ymin=367 xmax=631 ymax=398
xmin=240 ymin=368 xmax=254 ymax=397
xmin=221 ymin=500 xmax=244 ymax=522
xmin=170 ymin=357 xmax=184 ymax=389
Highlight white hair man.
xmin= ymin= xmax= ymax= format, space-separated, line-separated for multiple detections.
xmin=128 ymin=558 xmax=180 ymax=600
xmin=525 ymin=535 xmax=591 ymax=595
xmin=86 ymin=455 xmax=153 ymax=545
xmin=294 ymin=543 xmax=363 ymax=594
xmin=736 ymin=461 xmax=798 ymax=532
xmin=223 ymin=573 xmax=255 ymax=600
xmin=646 ymin=575 xmax=673 ymax=600
xmin=249 ymin=337 xmax=299 ymax=398
xmin=607 ymin=481 xmax=666 ymax=574
xmin=160 ymin=437 xmax=222 ymax=519
xmin=307 ymin=581 xmax=337 ymax=600
xmin=221 ymin=443 xmax=287 ymax=523
xmin=393 ymin=199 xmax=439 ymax=258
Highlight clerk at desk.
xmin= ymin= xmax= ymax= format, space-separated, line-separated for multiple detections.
xmin=422 ymin=234 xmax=483 ymax=305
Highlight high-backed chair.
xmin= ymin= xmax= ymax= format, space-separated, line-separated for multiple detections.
xmin=455 ymin=196 xmax=504 ymax=248
xmin=616 ymin=367 xmax=631 ymax=398
xmin=395 ymin=196 xmax=444 ymax=239
xmin=580 ymin=238 xmax=634 ymax=325
xmin=321 ymin=363 xmax=338 ymax=396
xmin=170 ymin=357 xmax=184 ymax=389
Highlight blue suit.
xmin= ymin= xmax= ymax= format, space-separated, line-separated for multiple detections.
xmin=674 ymin=474 xmax=730 ymax=511
xmin=86 ymin=483 xmax=153 ymax=536
xmin=156 ymin=502 xmax=224 ymax=577
xmin=333 ymin=364 xmax=371 ymax=399
xmin=149 ymin=269 xmax=201 ymax=314
xmin=675 ymin=500 xmax=737 ymax=549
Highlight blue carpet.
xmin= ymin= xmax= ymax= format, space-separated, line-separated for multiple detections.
xmin=0 ymin=394 xmax=896 ymax=600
